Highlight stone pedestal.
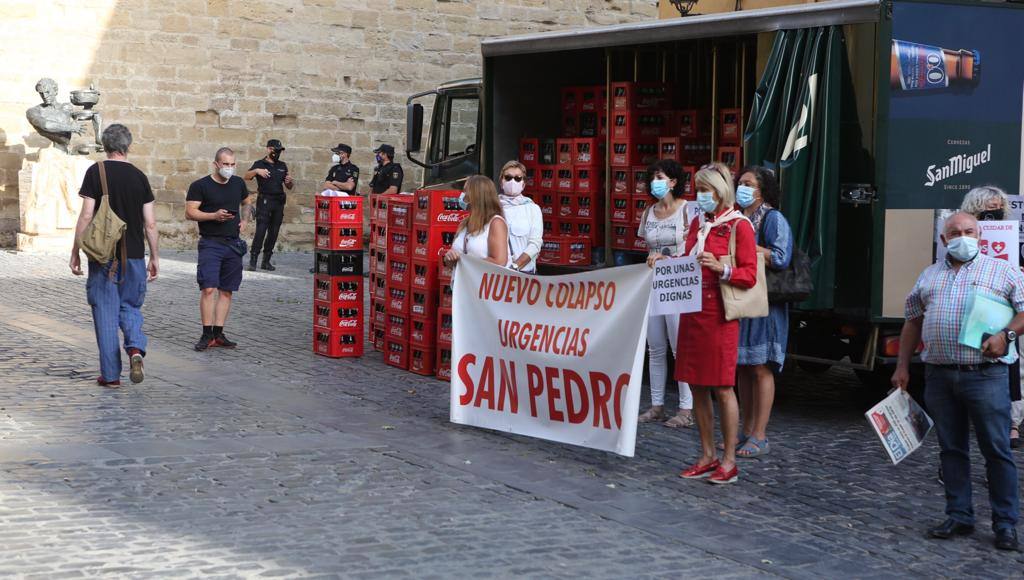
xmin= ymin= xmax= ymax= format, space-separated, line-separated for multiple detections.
xmin=17 ymin=148 xmax=93 ymax=254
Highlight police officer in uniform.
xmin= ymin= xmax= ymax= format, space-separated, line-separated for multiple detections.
xmin=244 ymin=139 xmax=293 ymax=271
xmin=323 ymin=143 xmax=359 ymax=194
xmin=369 ymin=144 xmax=403 ymax=195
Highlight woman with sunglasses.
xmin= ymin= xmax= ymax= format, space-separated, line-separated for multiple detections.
xmin=497 ymin=160 xmax=544 ymax=273
xmin=443 ymin=175 xmax=511 ymax=268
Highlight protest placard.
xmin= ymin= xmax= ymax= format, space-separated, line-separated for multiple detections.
xmin=865 ymin=390 xmax=934 ymax=465
xmin=649 ymin=256 xmax=702 ymax=316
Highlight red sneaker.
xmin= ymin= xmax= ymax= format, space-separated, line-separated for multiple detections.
xmin=97 ymin=376 xmax=121 ymax=388
xmin=679 ymin=459 xmax=720 ymax=479
xmin=707 ymin=464 xmax=739 ymax=485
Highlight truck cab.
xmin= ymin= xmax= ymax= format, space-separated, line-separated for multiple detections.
xmin=406 ymin=78 xmax=482 ymax=190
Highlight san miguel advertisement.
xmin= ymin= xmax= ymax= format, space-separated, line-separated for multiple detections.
xmin=885 ymin=1 xmax=1024 ymax=209
xmin=450 ymin=256 xmax=651 ymax=457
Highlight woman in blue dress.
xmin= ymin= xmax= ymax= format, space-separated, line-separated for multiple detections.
xmin=734 ymin=166 xmax=793 ymax=458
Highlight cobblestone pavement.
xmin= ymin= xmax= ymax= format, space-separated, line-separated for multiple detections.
xmin=0 ymin=250 xmax=1021 ymax=578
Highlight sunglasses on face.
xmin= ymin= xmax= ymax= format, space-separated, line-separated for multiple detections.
xmin=503 ymin=174 xmax=524 ymax=182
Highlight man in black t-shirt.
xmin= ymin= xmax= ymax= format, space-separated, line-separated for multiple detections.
xmin=369 ymin=144 xmax=403 ymax=195
xmin=323 ymin=143 xmax=359 ymax=193
xmin=186 ymin=147 xmax=253 ymax=351
xmin=71 ymin=123 xmax=160 ymax=388
xmin=244 ymin=138 xmax=293 ymax=271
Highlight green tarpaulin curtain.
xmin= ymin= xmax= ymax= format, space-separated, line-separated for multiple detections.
xmin=744 ymin=27 xmax=842 ymax=310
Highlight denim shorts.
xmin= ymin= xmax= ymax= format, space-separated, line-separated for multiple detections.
xmin=197 ymin=237 xmax=243 ymax=292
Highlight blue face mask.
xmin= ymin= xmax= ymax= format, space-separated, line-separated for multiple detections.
xmin=946 ymin=235 xmax=979 ymax=262
xmin=696 ymin=191 xmax=718 ymax=214
xmin=457 ymin=191 xmax=468 ymax=211
xmin=376 ymin=154 xmax=383 ymax=165
xmin=736 ymin=185 xmax=757 ymax=208
xmin=650 ymin=179 xmax=670 ymax=200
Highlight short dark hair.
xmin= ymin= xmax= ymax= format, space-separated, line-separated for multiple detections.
xmin=214 ymin=147 xmax=234 ymax=162
xmin=646 ymin=159 xmax=686 ymax=199
xmin=101 ymin=124 xmax=132 ymax=155
xmin=737 ymin=165 xmax=781 ymax=207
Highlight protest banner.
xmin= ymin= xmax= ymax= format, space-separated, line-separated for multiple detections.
xmin=450 ymin=256 xmax=652 ymax=457
xmin=649 ymin=256 xmax=702 ymax=316
xmin=865 ymin=390 xmax=934 ymax=465
xmin=934 ymin=217 xmax=1020 ymax=265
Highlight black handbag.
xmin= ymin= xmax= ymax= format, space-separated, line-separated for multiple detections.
xmin=759 ymin=209 xmax=813 ymax=303
xmin=218 ymin=237 xmax=248 ymax=257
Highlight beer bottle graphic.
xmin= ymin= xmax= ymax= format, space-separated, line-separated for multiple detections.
xmin=890 ymin=39 xmax=980 ymax=91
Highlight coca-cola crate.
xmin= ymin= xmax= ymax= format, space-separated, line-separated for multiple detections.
xmin=561 ymin=86 xmax=579 ymax=114
xmin=412 ymin=224 xmax=457 ymax=262
xmin=681 ymin=139 xmax=713 ymax=165
xmin=631 ymin=166 xmax=649 ymax=196
xmin=373 ymin=223 xmax=387 ymax=252
xmin=314 ymin=250 xmax=363 ymax=276
xmin=631 ymin=232 xmax=650 ymax=253
xmin=538 ymin=239 xmax=562 ymax=265
xmin=387 ymin=286 xmax=409 ymax=316
xmin=371 ymin=271 xmax=386 ymax=299
xmin=611 ymin=194 xmax=632 ymax=224
xmin=612 ymin=224 xmax=631 ymax=249
xmin=539 ymin=192 xmax=555 ymax=216
xmin=568 ymin=218 xmax=604 ymax=245
xmin=372 ymin=297 xmax=387 ymax=327
xmin=677 ymin=109 xmax=710 ymax=138
xmin=611 ymin=82 xmax=673 ymax=111
xmin=611 ymin=166 xmax=631 ymax=195
xmin=410 ymin=288 xmax=437 ymax=319
xmin=578 ymin=85 xmax=605 ymax=113
xmin=374 ymin=194 xmax=389 ymax=223
xmin=611 ymin=110 xmax=633 ymax=140
xmin=388 ymin=255 xmax=410 ymax=288
xmin=436 ymin=348 xmax=452 ymax=381
xmin=387 ymin=195 xmax=413 ymax=232
xmin=438 ymin=259 xmax=454 ymax=285
xmin=573 ymin=137 xmax=603 ymax=166
xmin=575 ymin=193 xmax=602 ymax=219
xmin=637 ymin=112 xmax=670 ymax=139
xmin=523 ymin=166 xmax=537 ymax=193
xmin=315 ymin=224 xmax=362 ymax=251
xmin=437 ymin=308 xmax=453 ymax=347
xmin=719 ymin=108 xmax=743 ymax=145
xmin=556 ymin=138 xmax=574 ymax=167
xmin=633 ymin=198 xmax=649 ymax=226
xmin=314 ymin=329 xmax=363 ymax=358
xmin=574 ymin=167 xmax=602 ymax=194
xmin=537 ymin=168 xmax=555 ymax=192
xmin=411 ymin=259 xmax=438 ymax=291
xmin=557 ymin=193 xmax=576 ymax=220
xmin=409 ymin=345 xmax=435 ymax=376
xmin=409 ymin=316 xmax=436 ymax=348
xmin=388 ymin=230 xmax=411 ymax=258
xmin=539 ymin=138 xmax=557 ymax=165
xmin=440 ymin=281 xmax=454 ymax=308
xmin=314 ymin=301 xmax=362 ymax=332
xmin=370 ymin=195 xmax=381 ymax=225
xmin=659 ymin=137 xmax=682 ymax=163
xmin=680 ymin=164 xmax=697 ymax=199
xmin=313 ymin=274 xmax=362 ymax=305
xmin=315 ymin=195 xmax=363 ymax=225
xmin=561 ymin=111 xmax=577 ymax=137
xmin=542 ymin=217 xmax=557 ymax=238
xmin=386 ymin=312 xmax=410 ymax=342
xmin=413 ymin=189 xmax=465 ymax=226
xmin=368 ymin=271 xmax=379 ymax=299
xmin=610 ymin=139 xmax=657 ymax=167
xmin=557 ymin=218 xmax=575 ymax=238
xmin=519 ymin=138 xmax=539 ymax=164
xmin=563 ymin=236 xmax=592 ymax=266
xmin=373 ymin=249 xmax=387 ymax=276
xmin=384 ymin=338 xmax=409 ymax=370
xmin=717 ymin=146 xmax=742 ymax=175
xmin=373 ymin=327 xmax=385 ymax=352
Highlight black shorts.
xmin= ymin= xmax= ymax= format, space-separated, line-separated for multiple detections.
xmin=197 ymin=237 xmax=243 ymax=292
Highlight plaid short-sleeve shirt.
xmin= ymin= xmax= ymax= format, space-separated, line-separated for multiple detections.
xmin=905 ymin=254 xmax=1024 ymax=365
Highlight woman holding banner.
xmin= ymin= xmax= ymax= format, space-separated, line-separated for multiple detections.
xmin=444 ymin=176 xmax=511 ymax=268
xmin=670 ymin=162 xmax=758 ymax=485
xmin=637 ymin=159 xmax=695 ymax=428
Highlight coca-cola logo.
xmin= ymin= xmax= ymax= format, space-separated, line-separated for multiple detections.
xmin=392 ymin=206 xmax=408 ymax=215
xmin=388 ymin=353 xmax=402 ymax=364
xmin=337 ymin=292 xmax=358 ymax=302
xmin=389 ymin=327 xmax=403 ymax=337
xmin=414 ymin=247 xmax=427 ymax=257
xmin=338 ymin=239 xmax=358 ymax=248
xmin=437 ymin=213 xmax=462 ymax=223
xmin=316 ymin=316 xmax=328 ymax=327
xmin=339 ymin=319 xmax=359 ymax=328
xmin=412 ymin=305 xmax=425 ymax=315
xmin=391 ymin=273 xmax=403 ymax=283
xmin=338 ymin=212 xmax=358 ymax=221
xmin=439 ymin=330 xmax=452 ymax=342
xmin=413 ymin=275 xmax=427 ymax=286
xmin=316 ymin=290 xmax=329 ymax=301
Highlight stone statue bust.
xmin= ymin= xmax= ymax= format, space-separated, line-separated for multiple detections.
xmin=25 ymin=78 xmax=103 ymax=155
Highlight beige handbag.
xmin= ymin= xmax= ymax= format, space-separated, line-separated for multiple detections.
xmin=719 ymin=221 xmax=769 ymax=321
xmin=80 ymin=161 xmax=127 ymax=278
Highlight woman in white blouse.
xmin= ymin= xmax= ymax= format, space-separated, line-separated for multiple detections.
xmin=497 ymin=160 xmax=544 ymax=273
xmin=443 ymin=175 xmax=510 ymax=268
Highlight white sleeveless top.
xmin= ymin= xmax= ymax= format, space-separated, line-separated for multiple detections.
xmin=638 ymin=201 xmax=691 ymax=256
xmin=453 ymin=215 xmax=512 ymax=267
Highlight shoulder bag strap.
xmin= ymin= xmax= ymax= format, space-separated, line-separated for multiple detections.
xmin=98 ymin=160 xmax=109 ymax=198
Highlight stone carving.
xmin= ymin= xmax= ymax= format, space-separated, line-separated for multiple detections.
xmin=25 ymin=78 xmax=103 ymax=155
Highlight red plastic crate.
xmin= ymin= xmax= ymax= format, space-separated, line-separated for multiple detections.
xmin=372 ymin=297 xmax=387 ymax=327
xmin=573 ymin=138 xmax=602 ymax=166
xmin=373 ymin=327 xmax=385 ymax=352
xmin=680 ymin=165 xmax=697 ymax=199
xmin=633 ymin=198 xmax=649 ymax=225
xmin=556 ymin=193 xmax=575 ymax=220
xmin=314 ymin=329 xmax=363 ymax=358
xmin=440 ymin=281 xmax=453 ymax=308
xmin=659 ymin=137 xmax=682 ymax=163
xmin=677 ymin=109 xmax=709 ymax=138
xmin=557 ymin=219 xmax=575 ymax=237
xmin=575 ymin=193 xmax=602 ymax=219
xmin=413 ymin=189 xmax=465 ymax=227
xmin=519 ymin=138 xmax=539 ymax=164
xmin=611 ymin=82 xmax=672 ymax=111
xmin=524 ymin=165 xmax=537 ymax=193
xmin=387 ymin=286 xmax=409 ymax=316
xmin=437 ymin=308 xmax=453 ymax=346
xmin=610 ymin=139 xmax=657 ymax=166
xmin=315 ymin=224 xmax=362 ymax=251
xmin=374 ymin=195 xmax=389 ymax=223
xmin=388 ymin=230 xmax=411 ymax=258
xmin=314 ymin=301 xmax=362 ymax=332
xmin=717 ymin=146 xmax=742 ymax=175
xmin=538 ymin=240 xmax=562 ymax=265
xmin=411 ymin=259 xmax=438 ymax=292
xmin=387 ymin=195 xmax=414 ymax=232
xmin=372 ymin=271 xmax=387 ymax=299
xmin=611 ymin=110 xmax=633 ymax=140
xmin=412 ymin=224 xmax=457 ymax=262
xmin=611 ymin=194 xmax=632 ymax=224
xmin=388 ymin=255 xmax=410 ymax=288
xmin=410 ymin=288 xmax=437 ymax=318
xmin=631 ymin=232 xmax=649 ymax=253
xmin=438 ymin=260 xmax=454 ymax=285
xmin=578 ymin=85 xmax=605 ymax=112
xmin=539 ymin=193 xmax=555 ymax=216
xmin=561 ymin=112 xmax=577 ymax=138
xmin=555 ymin=169 xmax=574 ymax=193
xmin=556 ymin=138 xmax=574 ymax=167
xmin=612 ymin=224 xmax=631 ymax=249
xmin=315 ymin=195 xmax=363 ymax=225
xmin=409 ymin=345 xmax=436 ymax=376
xmin=386 ymin=312 xmax=410 ymax=342
xmin=569 ymin=218 xmax=604 ymax=245
xmin=436 ymin=348 xmax=452 ymax=381
xmin=564 ymin=236 xmax=592 ymax=266
xmin=561 ymin=87 xmax=579 ymax=114
xmin=385 ymin=338 xmax=409 ymax=370
xmin=409 ymin=316 xmax=436 ymax=347
xmin=719 ymin=108 xmax=743 ymax=145
xmin=542 ymin=217 xmax=557 ymax=238
xmin=611 ymin=166 xmax=631 ymax=195
xmin=574 ymin=167 xmax=602 ymax=194
xmin=373 ymin=223 xmax=387 ymax=251
xmin=313 ymin=275 xmax=362 ymax=305
xmin=537 ymin=168 xmax=555 ymax=192
xmin=373 ymin=250 xmax=387 ymax=276
xmin=631 ymin=166 xmax=649 ymax=196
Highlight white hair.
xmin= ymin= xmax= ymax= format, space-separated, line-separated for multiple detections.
xmin=960 ymin=185 xmax=1009 ymax=216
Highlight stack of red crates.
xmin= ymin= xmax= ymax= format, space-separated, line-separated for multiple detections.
xmin=368 ymin=195 xmax=389 ymax=352
xmin=380 ymin=194 xmax=414 ymax=370
xmin=436 ymin=259 xmax=455 ymax=381
xmin=313 ymin=195 xmax=364 ymax=357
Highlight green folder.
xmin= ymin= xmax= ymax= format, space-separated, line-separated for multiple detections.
xmin=958 ymin=290 xmax=1015 ymax=350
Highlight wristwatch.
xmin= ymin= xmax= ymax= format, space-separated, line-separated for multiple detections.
xmin=1003 ymin=328 xmax=1017 ymax=342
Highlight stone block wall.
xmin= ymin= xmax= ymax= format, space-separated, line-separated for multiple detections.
xmin=0 ymin=0 xmax=656 ymax=250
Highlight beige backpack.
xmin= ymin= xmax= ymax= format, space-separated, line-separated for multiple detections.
xmin=80 ymin=161 xmax=127 ymax=276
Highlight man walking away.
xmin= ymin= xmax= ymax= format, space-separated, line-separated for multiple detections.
xmin=186 ymin=147 xmax=253 ymax=351
xmin=71 ymin=123 xmax=159 ymax=387
xmin=244 ymin=138 xmax=292 ymax=271
xmin=893 ymin=211 xmax=1022 ymax=551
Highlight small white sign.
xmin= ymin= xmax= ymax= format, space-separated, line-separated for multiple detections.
xmin=649 ymin=256 xmax=702 ymax=316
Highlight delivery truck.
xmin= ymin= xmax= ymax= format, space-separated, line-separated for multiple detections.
xmin=404 ymin=0 xmax=1024 ymax=389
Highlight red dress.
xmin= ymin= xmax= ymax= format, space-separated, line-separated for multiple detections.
xmin=675 ymin=212 xmax=759 ymax=387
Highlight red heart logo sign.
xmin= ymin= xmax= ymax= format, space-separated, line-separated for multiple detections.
xmin=993 ymin=241 xmax=1006 ymax=254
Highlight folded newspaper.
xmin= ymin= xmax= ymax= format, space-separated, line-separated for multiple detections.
xmin=865 ymin=389 xmax=934 ymax=465
xmin=958 ymin=290 xmax=1014 ymax=350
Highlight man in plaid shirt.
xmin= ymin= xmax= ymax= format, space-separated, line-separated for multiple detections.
xmin=893 ymin=211 xmax=1022 ymax=551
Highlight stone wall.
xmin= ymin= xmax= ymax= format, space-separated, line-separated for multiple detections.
xmin=0 ymin=0 xmax=656 ymax=250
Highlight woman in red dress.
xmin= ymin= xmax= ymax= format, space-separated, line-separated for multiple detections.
xmin=673 ymin=163 xmax=758 ymax=485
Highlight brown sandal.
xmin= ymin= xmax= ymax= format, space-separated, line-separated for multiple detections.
xmin=664 ymin=410 xmax=694 ymax=428
xmin=638 ymin=406 xmax=666 ymax=423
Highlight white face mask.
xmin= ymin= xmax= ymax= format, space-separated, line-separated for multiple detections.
xmin=218 ymin=166 xmax=234 ymax=180
xmin=502 ymin=178 xmax=525 ymax=197
xmin=331 ymin=153 xmax=341 ymax=164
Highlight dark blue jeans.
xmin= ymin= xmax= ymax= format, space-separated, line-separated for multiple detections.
xmin=87 ymin=259 xmax=148 ymax=382
xmin=925 ymin=364 xmax=1019 ymax=531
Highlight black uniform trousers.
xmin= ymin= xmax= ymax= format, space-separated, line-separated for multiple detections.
xmin=252 ymin=194 xmax=285 ymax=262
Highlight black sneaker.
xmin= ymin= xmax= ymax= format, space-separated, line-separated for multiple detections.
xmin=194 ymin=334 xmax=216 ymax=351
xmin=247 ymin=261 xmax=258 ymax=272
xmin=214 ymin=333 xmax=237 ymax=348
xmin=260 ymin=261 xmax=276 ymax=272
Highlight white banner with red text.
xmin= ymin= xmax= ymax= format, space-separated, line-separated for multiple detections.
xmin=450 ymin=256 xmax=652 ymax=457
